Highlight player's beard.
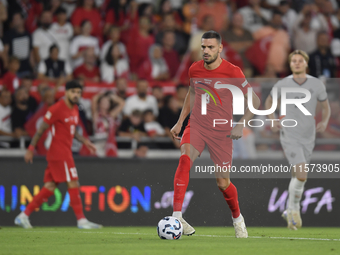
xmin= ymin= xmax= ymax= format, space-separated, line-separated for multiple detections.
xmin=203 ymin=53 xmax=218 ymax=65
xmin=67 ymin=97 xmax=78 ymax=105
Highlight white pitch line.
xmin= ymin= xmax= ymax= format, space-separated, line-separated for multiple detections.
xmin=2 ymin=230 xmax=340 ymax=242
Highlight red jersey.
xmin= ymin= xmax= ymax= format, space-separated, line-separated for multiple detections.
xmin=73 ymin=64 xmax=100 ymax=80
xmin=189 ymin=59 xmax=251 ymax=133
xmin=126 ymin=27 xmax=154 ymax=73
xmin=43 ymin=99 xmax=79 ymax=161
xmin=3 ymin=72 xmax=20 ymax=94
xmin=71 ymin=8 xmax=102 ymax=37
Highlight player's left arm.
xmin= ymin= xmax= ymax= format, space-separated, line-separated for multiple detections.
xmin=74 ymin=130 xmax=97 ymax=154
xmin=316 ymin=99 xmax=331 ymax=133
xmin=230 ymin=90 xmax=261 ymax=140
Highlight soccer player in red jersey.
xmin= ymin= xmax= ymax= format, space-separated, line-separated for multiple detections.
xmin=15 ymin=81 xmax=102 ymax=229
xmin=170 ymin=31 xmax=260 ymax=238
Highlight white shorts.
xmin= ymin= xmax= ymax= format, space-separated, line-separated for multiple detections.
xmin=280 ymin=139 xmax=315 ymax=166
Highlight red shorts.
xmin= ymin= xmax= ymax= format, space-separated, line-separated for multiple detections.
xmin=43 ymin=158 xmax=79 ymax=184
xmin=180 ymin=123 xmax=233 ymax=167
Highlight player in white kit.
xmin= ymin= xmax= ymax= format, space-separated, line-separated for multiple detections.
xmin=265 ymin=50 xmax=331 ymax=230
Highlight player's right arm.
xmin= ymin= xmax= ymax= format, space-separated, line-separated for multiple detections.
xmin=24 ymin=121 xmax=50 ymax=163
xmin=170 ymin=86 xmax=195 ymax=140
xmin=25 ymin=105 xmax=59 ymax=164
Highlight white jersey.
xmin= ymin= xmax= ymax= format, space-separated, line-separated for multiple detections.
xmin=271 ymin=75 xmax=328 ymax=143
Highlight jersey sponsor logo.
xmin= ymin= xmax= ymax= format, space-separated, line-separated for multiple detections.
xmin=203 ymin=79 xmax=212 ymax=84
xmin=222 ymin=161 xmax=230 ymax=165
xmin=45 ymin=111 xmax=52 ymax=120
xmin=64 ymin=116 xmax=78 ymax=123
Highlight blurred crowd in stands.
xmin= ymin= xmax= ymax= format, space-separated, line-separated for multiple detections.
xmin=0 ymin=0 xmax=340 ymax=157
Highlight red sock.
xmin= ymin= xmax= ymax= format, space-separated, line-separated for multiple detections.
xmin=173 ymin=155 xmax=193 ymax=212
xmin=24 ymin=187 xmax=54 ymax=216
xmin=220 ymin=182 xmax=241 ymax=218
xmin=68 ymin=188 xmax=85 ymax=220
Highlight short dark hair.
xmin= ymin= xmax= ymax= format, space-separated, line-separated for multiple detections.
xmin=11 ymin=12 xmax=24 ymax=22
xmin=9 ymin=56 xmax=20 ymax=64
xmin=21 ymin=74 xmax=34 ymax=80
xmin=202 ymin=30 xmax=221 ymax=44
xmin=176 ymin=84 xmax=187 ymax=91
xmin=81 ymin=19 xmax=91 ymax=28
xmin=108 ymin=25 xmax=120 ymax=34
xmin=317 ymin=30 xmax=329 ymax=39
xmin=152 ymin=85 xmax=162 ymax=91
xmin=55 ymin=7 xmax=67 ymax=15
xmin=131 ymin=109 xmax=143 ymax=117
xmin=163 ymin=95 xmax=174 ymax=107
xmin=49 ymin=44 xmax=59 ymax=54
xmin=65 ymin=80 xmax=83 ymax=90
xmin=273 ymin=10 xmax=283 ymax=16
xmin=143 ymin=109 xmax=154 ymax=116
xmin=137 ymin=79 xmax=149 ymax=86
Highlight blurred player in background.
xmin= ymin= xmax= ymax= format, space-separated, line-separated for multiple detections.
xmin=265 ymin=50 xmax=330 ymax=230
xmin=15 ymin=80 xmax=102 ymax=229
xmin=170 ymin=30 xmax=260 ymax=238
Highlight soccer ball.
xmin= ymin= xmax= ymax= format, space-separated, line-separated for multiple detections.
xmin=157 ymin=216 xmax=183 ymax=240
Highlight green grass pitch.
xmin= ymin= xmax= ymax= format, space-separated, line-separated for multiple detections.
xmin=0 ymin=227 xmax=339 ymax=255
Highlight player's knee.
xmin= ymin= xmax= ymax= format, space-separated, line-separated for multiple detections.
xmin=176 ymin=154 xmax=192 ymax=173
xmin=297 ymin=177 xmax=307 ymax=182
xmin=216 ymin=178 xmax=230 ymax=191
xmin=180 ymin=145 xmax=191 ymax=158
xmin=67 ymin=180 xmax=79 ymax=188
xmin=44 ymin=182 xmax=56 ymax=192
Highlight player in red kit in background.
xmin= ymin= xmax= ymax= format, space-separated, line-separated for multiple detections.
xmin=170 ymin=31 xmax=260 ymax=238
xmin=15 ymin=80 xmax=102 ymax=229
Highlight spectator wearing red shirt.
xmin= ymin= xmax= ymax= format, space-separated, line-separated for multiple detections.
xmin=10 ymin=0 xmax=44 ymax=34
xmin=48 ymin=0 xmax=63 ymax=19
xmin=162 ymin=31 xmax=180 ymax=79
xmin=103 ymin=0 xmax=131 ymax=36
xmin=73 ymin=48 xmax=100 ymax=82
xmin=155 ymin=0 xmax=183 ymax=30
xmin=127 ymin=16 xmax=154 ymax=75
xmin=2 ymin=56 xmax=20 ymax=94
xmin=71 ymin=0 xmax=102 ymax=38
xmin=196 ymin=0 xmax=229 ymax=32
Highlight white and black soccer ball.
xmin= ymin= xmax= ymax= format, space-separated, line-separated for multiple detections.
xmin=157 ymin=216 xmax=183 ymax=240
